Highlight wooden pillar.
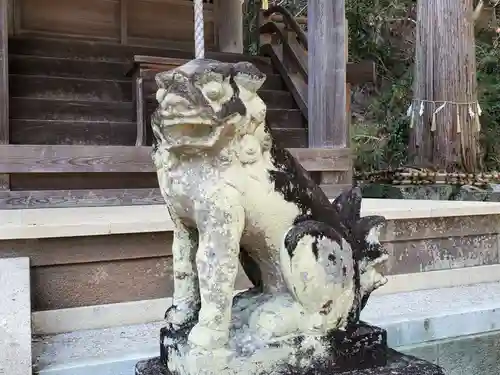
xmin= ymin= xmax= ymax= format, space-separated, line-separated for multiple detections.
xmin=307 ymin=0 xmax=347 ymax=148
xmin=216 ymin=0 xmax=243 ymax=53
xmin=0 ymin=0 xmax=9 ymax=191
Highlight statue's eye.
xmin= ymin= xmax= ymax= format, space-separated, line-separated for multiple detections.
xmin=203 ymin=81 xmax=224 ymax=101
xmin=173 ymin=73 xmax=184 ymax=82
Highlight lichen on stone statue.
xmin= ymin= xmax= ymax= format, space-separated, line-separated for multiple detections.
xmin=150 ymin=58 xmax=390 ymax=375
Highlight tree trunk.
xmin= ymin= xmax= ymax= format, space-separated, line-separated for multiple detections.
xmin=410 ymin=0 xmax=481 ymax=172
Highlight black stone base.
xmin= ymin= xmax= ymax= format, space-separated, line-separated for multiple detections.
xmin=142 ymin=322 xmax=446 ymax=375
xmin=160 ymin=322 xmax=388 ymax=373
xmin=136 ymin=349 xmax=445 ymax=375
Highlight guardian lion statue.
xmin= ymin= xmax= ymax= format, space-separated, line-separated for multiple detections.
xmin=151 ymin=59 xmax=389 ymax=375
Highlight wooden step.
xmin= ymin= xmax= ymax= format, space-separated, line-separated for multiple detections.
xmin=10 ymin=120 xmax=137 ymax=145
xmin=9 ymin=55 xmax=129 ymax=80
xmin=148 ymin=126 xmax=306 ymax=148
xmin=10 ymin=98 xmax=134 ymax=122
xmin=9 ymin=37 xmax=274 ymax=73
xmin=9 ymin=119 xmax=306 ymax=148
xmin=270 ymin=128 xmax=307 ymax=148
xmin=10 ymin=98 xmax=305 ymax=132
xmin=10 ymin=75 xmax=293 ymax=109
xmin=9 ymin=55 xmax=285 ymax=90
xmin=145 ymin=100 xmax=305 ymax=128
xmin=9 ymin=75 xmax=132 ymax=102
xmin=265 ymin=108 xmax=305 ymax=129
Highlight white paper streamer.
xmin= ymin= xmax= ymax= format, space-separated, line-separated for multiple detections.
xmin=435 ymin=102 xmax=446 ymax=114
xmin=468 ymin=105 xmax=475 ymax=119
xmin=406 ymin=104 xmax=413 ymax=117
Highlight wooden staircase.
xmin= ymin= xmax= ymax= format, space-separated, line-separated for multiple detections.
xmin=9 ymin=37 xmax=308 ymax=150
xmin=0 ymin=6 xmax=374 ymax=208
xmin=4 ymin=36 xmax=353 ymax=208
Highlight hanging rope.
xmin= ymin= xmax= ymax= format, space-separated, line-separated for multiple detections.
xmin=193 ymin=0 xmax=205 ymax=59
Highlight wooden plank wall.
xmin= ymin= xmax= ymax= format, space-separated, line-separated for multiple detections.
xmin=11 ymin=0 xmax=217 ymax=49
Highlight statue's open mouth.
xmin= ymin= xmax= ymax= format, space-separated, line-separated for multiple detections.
xmin=167 ymin=122 xmax=216 ymax=140
xmin=152 ymin=108 xmax=238 ymax=152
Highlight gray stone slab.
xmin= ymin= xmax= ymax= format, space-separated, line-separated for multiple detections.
xmin=397 ymin=342 xmax=439 ymax=365
xmin=386 ymin=234 xmax=499 ymax=274
xmin=437 ymin=331 xmax=500 ymax=375
xmin=34 ymin=322 xmax=162 ymax=374
xmin=0 ymin=257 xmax=31 ymax=375
xmin=396 ymin=330 xmax=500 ymax=375
xmin=361 ymin=281 xmax=500 ymax=347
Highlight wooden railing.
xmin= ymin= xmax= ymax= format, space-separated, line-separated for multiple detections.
xmin=259 ymin=6 xmax=309 ymax=119
xmin=259 ymin=5 xmax=377 ymax=121
xmin=258 ymin=7 xmax=377 ymax=199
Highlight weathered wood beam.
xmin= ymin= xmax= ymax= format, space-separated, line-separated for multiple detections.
xmin=307 ymin=0 xmax=347 ymax=148
xmin=0 ymin=0 xmax=9 ymax=191
xmin=0 ymin=145 xmax=154 ymax=173
xmin=0 ymin=184 xmax=350 ymax=209
xmin=0 ymin=145 xmax=350 ymax=174
xmin=0 ymin=188 xmax=165 ymax=209
xmin=216 ymin=0 xmax=243 ymax=53
xmin=347 ymin=61 xmax=376 ymax=85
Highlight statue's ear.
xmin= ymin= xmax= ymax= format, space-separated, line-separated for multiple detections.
xmin=232 ymin=62 xmax=267 ymax=94
xmin=155 ymin=71 xmax=171 ymax=89
xmin=332 ymin=186 xmax=362 ymax=230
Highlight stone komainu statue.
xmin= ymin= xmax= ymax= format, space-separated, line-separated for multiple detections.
xmin=150 ymin=59 xmax=389 ymax=375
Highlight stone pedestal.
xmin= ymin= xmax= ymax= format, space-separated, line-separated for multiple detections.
xmin=135 ymin=323 xmax=445 ymax=375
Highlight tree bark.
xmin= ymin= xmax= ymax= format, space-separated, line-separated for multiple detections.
xmin=410 ymin=0 xmax=481 ymax=172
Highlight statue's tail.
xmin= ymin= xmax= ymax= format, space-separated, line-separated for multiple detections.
xmin=279 ymin=219 xmax=356 ymax=331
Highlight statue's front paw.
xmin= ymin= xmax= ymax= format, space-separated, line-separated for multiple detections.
xmin=188 ymin=323 xmax=229 ymax=349
xmin=165 ymin=304 xmax=199 ymax=328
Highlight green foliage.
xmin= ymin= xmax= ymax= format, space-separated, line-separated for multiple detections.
xmin=352 ymin=72 xmax=412 ymax=171
xmin=244 ymin=0 xmax=500 ymax=171
xmin=347 ymin=0 xmax=500 ymax=172
xmin=346 ymin=0 xmax=416 ymax=171
xmin=476 ymin=30 xmax=500 ymax=170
